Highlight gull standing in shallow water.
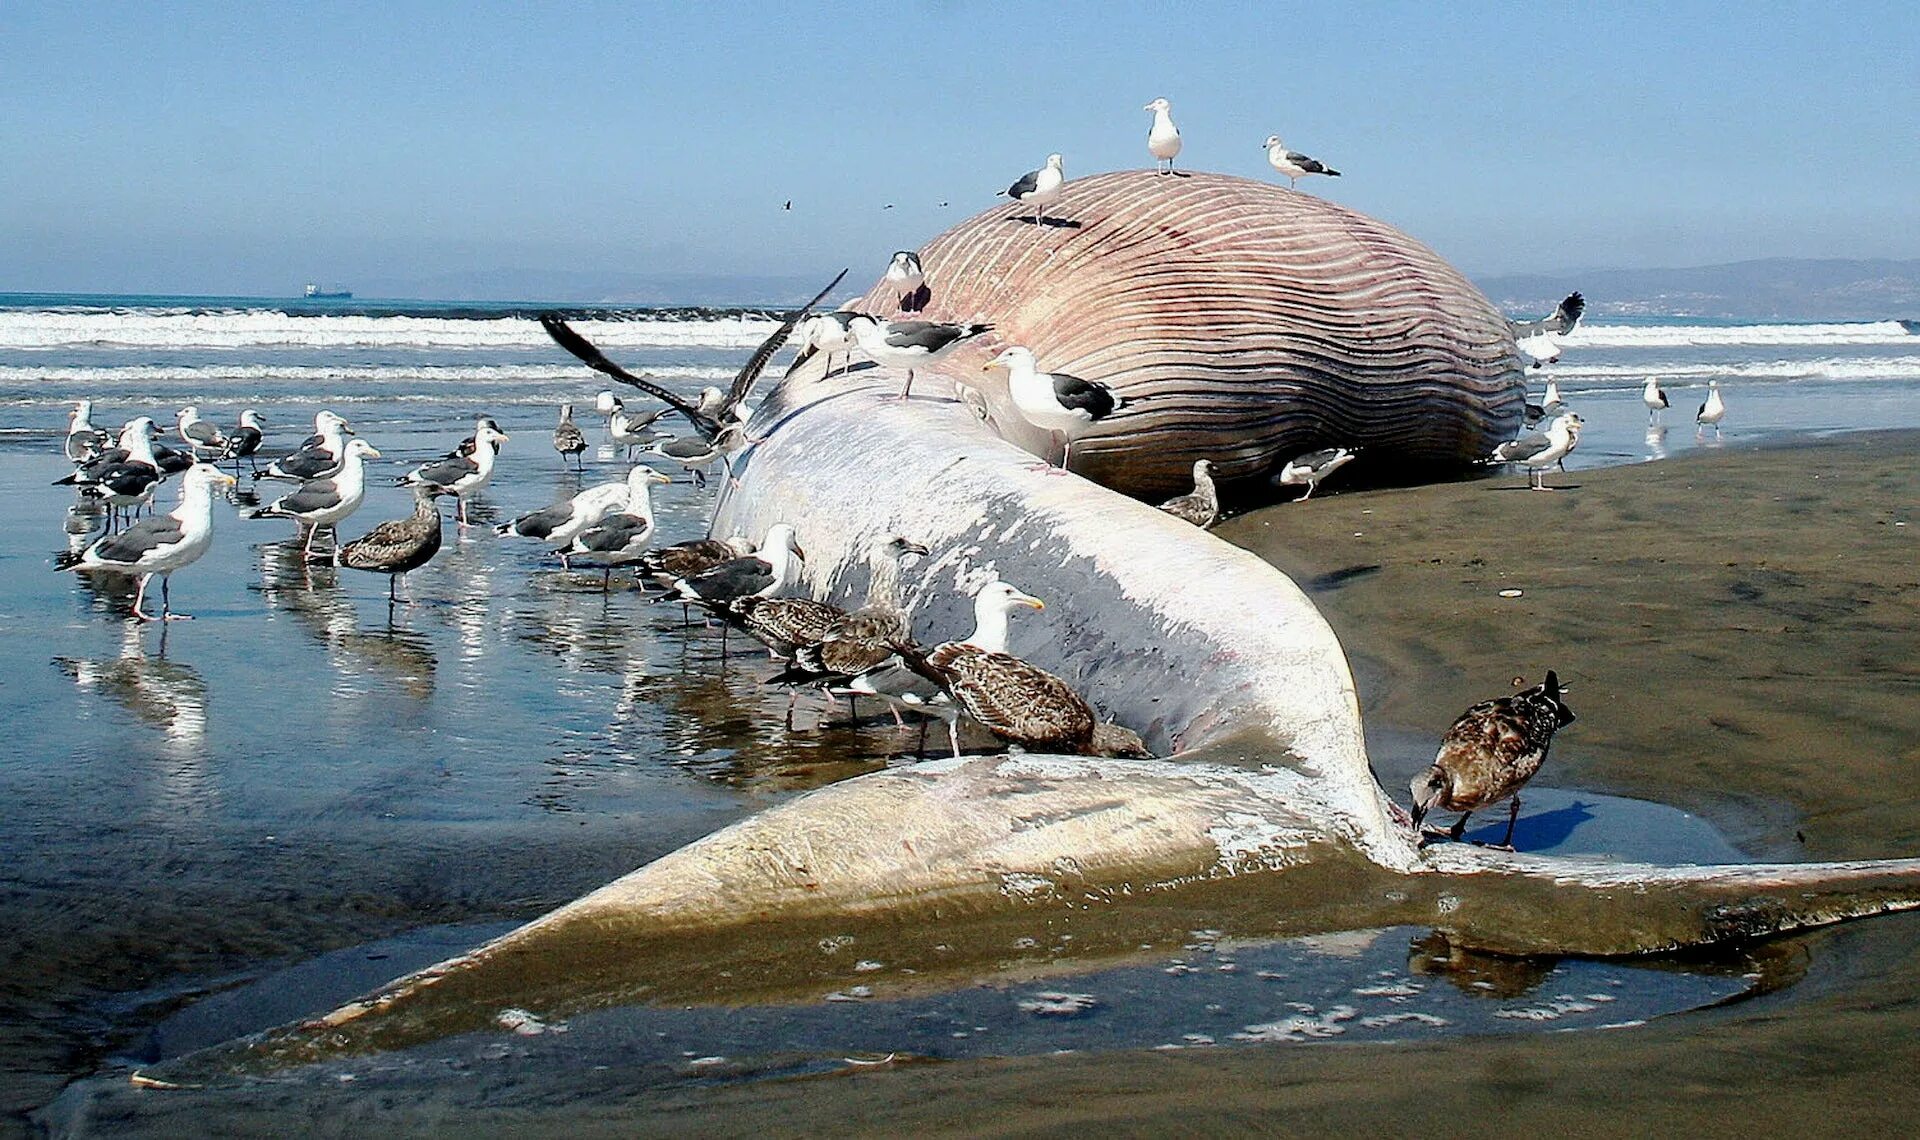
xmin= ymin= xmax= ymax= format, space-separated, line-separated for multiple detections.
xmin=1276 ymin=447 xmax=1357 ymax=501
xmin=844 ymin=578 xmax=1035 ymax=751
xmin=1696 ymin=380 xmax=1727 ymax=437
xmin=983 ymin=345 xmax=1125 ymax=473
xmin=552 ymin=403 xmax=588 ymax=468
xmin=65 ymin=401 xmax=111 ymax=463
xmin=256 ymin=411 xmax=353 ymax=483
xmin=1144 ymin=97 xmax=1182 ymax=174
xmin=221 ymin=410 xmax=265 ymax=474
xmin=397 ymin=418 xmax=508 ymax=524
xmin=493 ymin=478 xmax=631 ymax=566
xmin=1412 ymin=671 xmax=1576 ymax=848
xmin=58 ymin=464 xmax=238 ymax=622
xmin=563 ymin=468 xmax=674 ymax=589
xmin=847 ymin=315 xmax=994 ymax=401
xmin=1642 ymin=377 xmax=1670 ymax=424
xmin=335 ymin=484 xmax=447 ymax=604
xmin=248 ymin=437 xmax=381 ymax=558
xmin=1492 ymin=413 xmax=1583 ymax=490
xmin=1263 ymin=135 xmax=1340 ymax=189
xmin=1003 ymin=153 xmax=1065 ymax=224
xmin=176 ymin=406 xmax=228 ymax=458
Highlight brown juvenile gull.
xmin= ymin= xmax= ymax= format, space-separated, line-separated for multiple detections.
xmin=1157 ymin=459 xmax=1220 ymax=527
xmin=765 ymin=535 xmax=931 ymax=722
xmin=336 ymin=484 xmax=447 ymax=603
xmin=552 ymin=403 xmax=588 ymax=468
xmin=895 ymin=633 xmax=1150 ymax=761
xmin=1411 ymin=671 xmax=1575 ymax=848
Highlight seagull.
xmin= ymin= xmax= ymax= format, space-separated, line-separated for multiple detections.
xmin=895 ymin=630 xmax=1150 ymax=760
xmin=886 ymin=251 xmax=928 ymax=313
xmin=983 ymin=345 xmax=1125 ymax=473
xmin=1275 ymin=447 xmax=1357 ymax=501
xmin=847 ymin=315 xmax=994 ymax=401
xmin=634 ymin=534 xmax=756 ymax=594
xmin=57 ymin=464 xmax=238 ymax=622
xmin=540 ymin=269 xmax=847 ymax=443
xmin=64 ymin=401 xmax=111 ymax=464
xmin=248 ymin=437 xmax=382 ymax=558
xmin=1696 ymin=380 xmax=1727 ymax=437
xmin=1144 ymin=97 xmax=1182 ymax=174
xmin=563 ymin=467 xmax=674 ymax=589
xmin=1512 ymin=292 xmax=1585 ymax=369
xmin=644 ymin=433 xmax=726 ymax=488
xmin=1158 ymin=459 xmax=1220 ymax=527
xmin=1263 ymin=135 xmax=1340 ymax=189
xmin=493 ymin=478 xmax=631 ymax=564
xmin=222 ymin=410 xmax=266 ymax=474
xmin=841 ymin=578 xmax=1038 ymax=750
xmin=789 ymin=311 xmax=865 ymax=379
xmin=336 ymin=484 xmax=447 ymax=603
xmin=764 ymin=535 xmax=930 ymax=720
xmin=552 ymin=403 xmax=588 ymax=468
xmin=1003 ymin=153 xmax=1065 ymax=225
xmin=1412 ymin=671 xmax=1575 ymax=848
xmin=397 ymin=418 xmax=508 ymax=524
xmin=1642 ymin=378 xmax=1670 ymax=424
xmin=670 ymin=524 xmax=807 ymax=655
xmin=596 ymin=392 xmax=667 ymax=459
xmin=256 ymin=411 xmax=353 ymax=483
xmin=1491 ymin=413 xmax=1583 ymax=490
xmin=176 ymin=406 xmax=228 ymax=458
xmin=71 ymin=418 xmax=167 ymax=529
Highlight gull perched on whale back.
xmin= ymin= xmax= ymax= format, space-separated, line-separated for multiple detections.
xmin=1263 ymin=135 xmax=1340 ymax=189
xmin=984 ymin=345 xmax=1126 ymax=474
xmin=1144 ymin=97 xmax=1182 ymax=174
xmin=1003 ymin=153 xmax=1065 ymax=225
xmin=885 ymin=251 xmax=927 ymax=313
xmin=847 ymin=315 xmax=994 ymax=402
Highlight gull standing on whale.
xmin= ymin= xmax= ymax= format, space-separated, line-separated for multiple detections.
xmin=847 ymin=315 xmax=994 ymax=402
xmin=1144 ymin=97 xmax=1182 ymax=174
xmin=1002 ymin=153 xmax=1065 ymax=225
xmin=885 ymin=251 xmax=927 ymax=313
xmin=1263 ymin=135 xmax=1340 ymax=189
xmin=983 ymin=345 xmax=1125 ymax=473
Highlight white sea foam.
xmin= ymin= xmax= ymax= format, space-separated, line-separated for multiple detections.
xmin=0 ymin=363 xmax=740 ymax=386
xmin=1563 ymin=321 xmax=1915 ymax=349
xmin=0 ymin=310 xmax=780 ymax=351
xmin=1548 ymin=356 xmax=1920 ymax=385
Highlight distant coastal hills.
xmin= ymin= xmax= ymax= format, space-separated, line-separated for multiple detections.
xmin=1476 ymin=258 xmax=1920 ymax=321
xmin=347 ymin=258 xmax=1920 ymax=320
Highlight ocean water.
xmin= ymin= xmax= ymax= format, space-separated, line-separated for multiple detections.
xmin=3 ymin=294 xmax=1918 ymax=1125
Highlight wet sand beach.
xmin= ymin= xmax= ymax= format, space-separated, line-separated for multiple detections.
xmin=38 ymin=431 xmax=1920 ymax=1135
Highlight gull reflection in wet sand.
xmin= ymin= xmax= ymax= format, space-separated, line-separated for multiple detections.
xmin=1644 ymin=423 xmax=1668 ymax=461
xmin=53 ymin=623 xmax=214 ymax=821
xmin=258 ymin=540 xmax=436 ymax=700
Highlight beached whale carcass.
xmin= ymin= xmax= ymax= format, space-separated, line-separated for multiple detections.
xmin=842 ymin=170 xmax=1527 ymax=500
xmin=160 ymin=367 xmax=1920 ymax=1078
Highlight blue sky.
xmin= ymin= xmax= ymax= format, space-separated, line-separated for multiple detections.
xmin=3 ymin=1 xmax=1916 ymax=297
